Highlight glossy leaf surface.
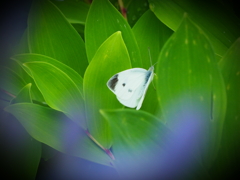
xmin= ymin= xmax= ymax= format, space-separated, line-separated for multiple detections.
xmin=156 ymin=16 xmax=226 ymax=167
xmin=84 ymin=31 xmax=131 ymax=148
xmin=148 ymin=0 xmax=240 ymax=60
xmin=23 ymin=62 xmax=86 ymax=128
xmin=5 ymin=103 xmax=112 ymax=166
xmin=28 ymin=0 xmax=88 ymax=76
xmin=85 ymin=0 xmax=141 ymax=67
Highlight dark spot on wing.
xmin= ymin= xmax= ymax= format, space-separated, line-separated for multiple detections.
xmin=128 ymin=89 xmax=132 ymax=92
xmin=108 ymin=74 xmax=118 ymax=91
xmin=122 ymin=83 xmax=125 ymax=87
xmin=145 ymin=71 xmax=152 ymax=83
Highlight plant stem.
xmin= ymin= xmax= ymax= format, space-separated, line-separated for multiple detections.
xmin=1 ymin=89 xmax=16 ymax=98
xmin=118 ymin=0 xmax=127 ymax=20
xmin=85 ymin=129 xmax=115 ymax=160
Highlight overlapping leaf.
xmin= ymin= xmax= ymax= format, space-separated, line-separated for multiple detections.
xmin=51 ymin=0 xmax=90 ymax=36
xmin=156 ymin=15 xmax=226 ymax=167
xmin=12 ymin=53 xmax=83 ymax=94
xmin=51 ymin=0 xmax=89 ymax=25
xmin=216 ymin=38 xmax=240 ymax=169
xmin=4 ymin=103 xmax=112 ymax=166
xmin=148 ymin=0 xmax=240 ymax=60
xmin=84 ymin=31 xmax=131 ymax=148
xmin=23 ymin=62 xmax=86 ymax=128
xmin=85 ymin=0 xmax=141 ymax=67
xmin=28 ymin=0 xmax=88 ymax=76
xmin=100 ymin=109 xmax=209 ymax=179
xmin=4 ymin=60 xmax=45 ymax=103
xmin=0 ymin=67 xmax=26 ymax=97
xmin=10 ymin=83 xmax=32 ymax=104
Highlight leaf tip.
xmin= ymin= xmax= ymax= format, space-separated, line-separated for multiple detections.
xmin=26 ymin=83 xmax=32 ymax=88
xmin=115 ymin=31 xmax=122 ymax=36
xmin=99 ymin=109 xmax=105 ymax=116
xmin=22 ymin=62 xmax=29 ymax=68
xmin=22 ymin=62 xmax=34 ymax=69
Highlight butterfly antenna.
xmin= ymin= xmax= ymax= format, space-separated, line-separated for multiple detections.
xmin=148 ymin=47 xmax=158 ymax=67
xmin=148 ymin=47 xmax=153 ymax=66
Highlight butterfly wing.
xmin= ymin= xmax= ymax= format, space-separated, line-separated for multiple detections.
xmin=136 ymin=66 xmax=154 ymax=110
xmin=107 ymin=68 xmax=148 ymax=108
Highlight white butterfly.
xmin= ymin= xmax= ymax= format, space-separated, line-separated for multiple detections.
xmin=107 ymin=66 xmax=154 ymax=110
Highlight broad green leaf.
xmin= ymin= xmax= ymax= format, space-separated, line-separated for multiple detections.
xmin=0 ymin=66 xmax=26 ymax=96
xmin=217 ymin=38 xmax=240 ymax=169
xmin=85 ymin=0 xmax=141 ymax=67
xmin=132 ymin=10 xmax=173 ymax=114
xmin=148 ymin=0 xmax=240 ymax=61
xmin=10 ymin=83 xmax=32 ymax=104
xmin=101 ymin=109 xmax=210 ymax=179
xmin=23 ymin=62 xmax=86 ymax=128
xmin=100 ymin=109 xmax=167 ymax=177
xmin=51 ymin=0 xmax=89 ymax=24
xmin=4 ymin=103 xmax=112 ymax=166
xmin=12 ymin=53 xmax=83 ymax=94
xmin=156 ymin=16 xmax=226 ymax=167
xmin=84 ymin=31 xmax=131 ymax=148
xmin=100 ymin=109 xmax=210 ymax=179
xmin=28 ymin=0 xmax=88 ymax=76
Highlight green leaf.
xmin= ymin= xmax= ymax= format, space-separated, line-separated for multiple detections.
xmin=156 ymin=15 xmax=226 ymax=167
xmin=4 ymin=103 xmax=112 ymax=166
xmin=125 ymin=0 xmax=149 ymax=27
xmin=217 ymin=38 xmax=240 ymax=167
xmin=51 ymin=0 xmax=90 ymax=24
xmin=5 ymin=60 xmax=45 ymax=103
xmin=12 ymin=53 xmax=83 ymax=94
xmin=100 ymin=109 xmax=171 ymax=178
xmin=23 ymin=61 xmax=86 ymax=128
xmin=132 ymin=10 xmax=173 ymax=114
xmin=84 ymin=31 xmax=131 ymax=148
xmin=10 ymin=83 xmax=32 ymax=104
xmin=0 ymin=67 xmax=26 ymax=96
xmin=101 ymin=109 xmax=211 ymax=178
xmin=85 ymin=0 xmax=141 ymax=67
xmin=28 ymin=0 xmax=88 ymax=76
xmin=148 ymin=0 xmax=240 ymax=60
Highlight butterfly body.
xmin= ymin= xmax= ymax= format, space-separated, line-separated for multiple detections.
xmin=107 ymin=66 xmax=154 ymax=110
